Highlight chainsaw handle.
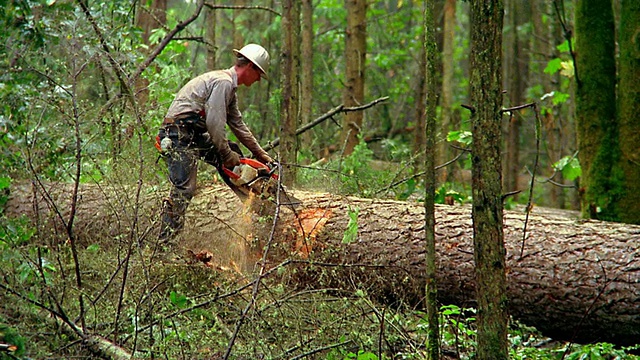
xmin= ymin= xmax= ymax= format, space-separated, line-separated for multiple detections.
xmin=221 ymin=158 xmax=278 ymax=184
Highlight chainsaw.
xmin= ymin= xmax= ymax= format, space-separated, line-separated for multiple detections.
xmin=222 ymin=158 xmax=301 ymax=208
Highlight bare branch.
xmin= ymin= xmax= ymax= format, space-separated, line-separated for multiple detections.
xmin=264 ymin=96 xmax=389 ymax=151
xmin=204 ymin=3 xmax=281 ymax=16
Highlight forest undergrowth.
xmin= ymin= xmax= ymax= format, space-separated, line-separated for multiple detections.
xmin=1 ymin=149 xmax=638 ymax=359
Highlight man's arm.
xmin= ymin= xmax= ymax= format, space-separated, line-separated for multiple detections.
xmin=204 ymin=81 xmax=238 ymax=166
xmin=226 ymin=94 xmax=273 ymax=164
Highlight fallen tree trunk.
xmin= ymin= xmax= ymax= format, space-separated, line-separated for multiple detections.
xmin=6 ymin=182 xmax=640 ymax=346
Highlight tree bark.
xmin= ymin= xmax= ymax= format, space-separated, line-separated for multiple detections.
xmin=470 ymin=0 xmax=508 ymax=358
xmin=617 ymin=0 xmax=640 ymax=224
xmin=341 ymin=0 xmax=367 ymax=155
xmin=280 ymin=0 xmax=301 ymax=187
xmin=423 ymin=1 xmax=440 ymax=358
xmin=575 ymin=0 xmax=621 ymax=221
xmin=5 ymin=183 xmax=640 ymax=347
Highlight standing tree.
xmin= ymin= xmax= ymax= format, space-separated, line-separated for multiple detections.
xmin=341 ymin=0 xmax=367 ymax=156
xmin=574 ymin=0 xmax=620 ymax=221
xmin=440 ymin=0 xmax=457 ymax=183
xmin=300 ymin=0 xmax=314 ymax=146
xmin=280 ymin=0 xmax=301 ymax=186
xmin=617 ymin=0 xmax=640 ymax=224
xmin=469 ymin=0 xmax=508 ymax=359
xmin=204 ymin=6 xmax=217 ymax=70
xmin=413 ymin=18 xmax=427 ymax=174
xmin=502 ymin=0 xmax=529 ymax=198
xmin=423 ymin=2 xmax=439 ymax=359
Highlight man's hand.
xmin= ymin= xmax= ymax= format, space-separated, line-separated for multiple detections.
xmin=256 ymin=152 xmax=274 ymax=165
xmin=223 ymin=151 xmax=241 ymax=168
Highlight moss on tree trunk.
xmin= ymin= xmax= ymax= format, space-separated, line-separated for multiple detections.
xmin=617 ymin=1 xmax=640 ymax=224
xmin=469 ymin=1 xmax=508 ymax=359
xmin=575 ymin=0 xmax=622 ymax=221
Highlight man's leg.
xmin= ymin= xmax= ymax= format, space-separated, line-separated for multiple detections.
xmin=159 ymin=127 xmax=198 ymax=243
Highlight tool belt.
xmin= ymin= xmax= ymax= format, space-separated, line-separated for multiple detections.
xmin=162 ymin=112 xmax=206 ymax=131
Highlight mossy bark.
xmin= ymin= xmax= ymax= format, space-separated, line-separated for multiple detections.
xmin=574 ymin=0 xmax=621 ymax=221
xmin=423 ymin=1 xmax=440 ymax=358
xmin=617 ymin=1 xmax=640 ymax=224
xmin=469 ymin=1 xmax=508 ymax=359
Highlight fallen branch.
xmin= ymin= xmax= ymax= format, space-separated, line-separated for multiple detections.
xmin=0 ymin=282 xmax=132 ymax=360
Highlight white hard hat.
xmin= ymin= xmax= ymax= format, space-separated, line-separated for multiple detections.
xmin=233 ymin=44 xmax=270 ymax=79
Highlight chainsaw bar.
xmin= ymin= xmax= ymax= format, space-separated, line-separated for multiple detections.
xmin=223 ymin=159 xmax=302 ymax=208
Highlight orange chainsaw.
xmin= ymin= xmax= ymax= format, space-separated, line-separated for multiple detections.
xmin=222 ymin=158 xmax=301 ymax=207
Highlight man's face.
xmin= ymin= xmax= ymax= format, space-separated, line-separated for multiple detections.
xmin=245 ymin=65 xmax=262 ymax=87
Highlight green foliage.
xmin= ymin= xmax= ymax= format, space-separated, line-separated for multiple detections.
xmin=0 ymin=323 xmax=26 ymax=358
xmin=0 ymin=177 xmax=10 ymax=211
xmin=435 ymin=183 xmax=468 ymax=204
xmin=553 ymin=155 xmax=582 ymax=181
xmin=169 ymin=290 xmax=188 ymax=309
xmin=326 ymin=348 xmax=379 ymax=360
xmin=342 ymin=206 xmax=359 ymax=244
xmin=447 ymin=130 xmax=473 ymax=146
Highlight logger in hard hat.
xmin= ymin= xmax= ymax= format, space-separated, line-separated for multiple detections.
xmin=156 ymin=43 xmax=274 ymax=242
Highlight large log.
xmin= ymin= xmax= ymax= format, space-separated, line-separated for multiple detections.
xmin=6 ymin=183 xmax=640 ymax=346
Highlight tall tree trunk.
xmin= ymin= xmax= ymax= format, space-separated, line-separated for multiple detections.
xmin=533 ymin=1 xmax=566 ymax=209
xmin=469 ymin=1 xmax=508 ymax=359
xmin=341 ymin=0 xmax=367 ymax=156
xmin=574 ymin=0 xmax=621 ymax=221
xmin=502 ymin=0 xmax=529 ymax=198
xmin=280 ymin=0 xmax=301 ymax=186
xmin=232 ymin=0 xmax=246 ymax=50
xmin=617 ymin=0 xmax=640 ymax=224
xmin=205 ymin=6 xmax=217 ymax=71
xmin=133 ymin=0 xmax=166 ymax=152
xmin=440 ymin=0 xmax=457 ymax=184
xmin=413 ymin=10 xmax=427 ymax=174
xmin=423 ymin=2 xmax=440 ymax=358
xmin=300 ymin=0 xmax=314 ymax=147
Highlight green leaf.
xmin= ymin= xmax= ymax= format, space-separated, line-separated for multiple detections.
xmin=342 ymin=206 xmax=359 ymax=244
xmin=544 ymin=58 xmax=563 ymax=75
xmin=86 ymin=244 xmax=100 ymax=253
xmin=556 ymin=40 xmax=570 ymax=52
xmin=446 ymin=130 xmax=472 ymax=145
xmin=397 ymin=177 xmax=415 ymax=201
xmin=356 ymin=351 xmax=379 ymax=360
xmin=553 ymin=156 xmax=581 ymax=181
xmin=170 ymin=291 xmax=188 ymax=308
xmin=0 ymin=176 xmax=11 ymax=190
xmin=552 ymin=91 xmax=570 ymax=105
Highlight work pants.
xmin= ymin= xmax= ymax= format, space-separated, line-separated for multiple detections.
xmin=157 ymin=122 xmax=243 ymax=242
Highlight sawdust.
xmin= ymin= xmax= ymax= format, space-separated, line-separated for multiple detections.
xmin=181 ymin=192 xmax=266 ymax=274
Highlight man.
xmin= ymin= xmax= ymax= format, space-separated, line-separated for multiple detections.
xmin=156 ymin=43 xmax=274 ymax=242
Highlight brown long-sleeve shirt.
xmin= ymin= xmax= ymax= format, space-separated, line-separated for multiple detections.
xmin=165 ymin=67 xmax=268 ymax=161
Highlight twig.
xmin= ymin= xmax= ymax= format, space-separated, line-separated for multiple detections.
xmin=374 ymin=148 xmax=468 ymax=195
xmin=0 ymin=283 xmax=132 ymax=359
xmin=501 ymin=102 xmax=536 ymax=113
xmin=553 ymin=0 xmax=579 ymax=84
xmin=520 ymin=103 xmax=542 ymax=259
xmin=561 ymin=257 xmax=610 ymax=359
xmin=289 ymin=340 xmax=353 ymax=360
xmin=204 ymin=3 xmax=280 ymax=16
xmin=264 ymin=97 xmax=389 ymax=151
